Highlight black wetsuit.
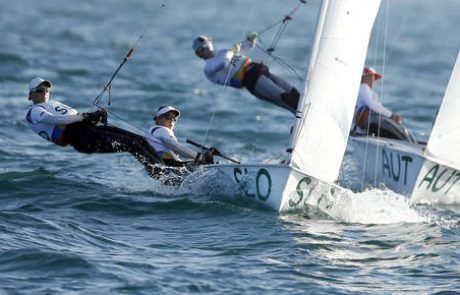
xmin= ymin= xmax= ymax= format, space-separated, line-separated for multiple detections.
xmin=64 ymin=122 xmax=162 ymax=170
xmin=365 ymin=112 xmax=417 ymax=143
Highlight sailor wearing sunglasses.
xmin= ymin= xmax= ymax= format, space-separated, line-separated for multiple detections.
xmin=26 ymin=77 xmax=162 ymax=172
xmin=147 ymin=105 xmax=215 ymax=166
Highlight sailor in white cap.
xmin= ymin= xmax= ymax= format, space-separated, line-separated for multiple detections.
xmin=353 ymin=67 xmax=415 ymax=142
xmin=192 ymin=34 xmax=300 ymax=114
xmin=26 ymin=77 xmax=162 ymax=172
xmin=146 ymin=105 xmax=215 ymax=166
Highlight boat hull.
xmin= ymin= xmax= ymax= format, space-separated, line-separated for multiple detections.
xmin=412 ymin=159 xmax=460 ymax=204
xmin=350 ymin=136 xmax=460 ymax=204
xmin=203 ymin=163 xmax=343 ymax=212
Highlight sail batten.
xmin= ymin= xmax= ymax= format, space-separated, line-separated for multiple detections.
xmin=290 ymin=0 xmax=381 ymax=182
xmin=426 ymin=50 xmax=460 ymax=169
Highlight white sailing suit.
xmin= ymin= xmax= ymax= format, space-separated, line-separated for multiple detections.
xmin=146 ymin=125 xmax=197 ymax=161
xmin=353 ymin=83 xmax=415 ymax=142
xmin=202 ymin=39 xmax=299 ymax=114
xmin=26 ymin=100 xmax=83 ymax=145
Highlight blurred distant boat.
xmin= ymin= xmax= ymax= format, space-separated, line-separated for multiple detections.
xmin=350 ymin=50 xmax=460 ymax=205
xmin=200 ymin=0 xmax=381 ymax=211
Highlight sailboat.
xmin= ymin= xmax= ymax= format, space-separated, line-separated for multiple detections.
xmin=350 ymin=50 xmax=460 ymax=204
xmin=197 ymin=0 xmax=381 ymax=211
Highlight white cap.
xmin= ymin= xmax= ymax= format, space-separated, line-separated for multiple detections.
xmin=192 ymin=35 xmax=213 ymax=52
xmin=154 ymin=106 xmax=180 ymax=120
xmin=28 ymin=77 xmax=52 ymax=92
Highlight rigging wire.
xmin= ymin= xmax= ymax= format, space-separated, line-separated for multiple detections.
xmin=259 ymin=0 xmax=306 ymax=53
xmin=374 ymin=0 xmax=391 ymax=186
xmin=255 ymin=0 xmax=307 ymax=83
xmin=255 ymin=43 xmax=304 ymax=83
xmin=198 ymin=0 xmax=258 ymax=149
xmin=368 ymin=0 xmax=391 ymax=187
xmin=358 ymin=0 xmax=393 ymax=190
xmin=93 ymin=0 xmax=167 ymax=108
xmin=198 ymin=0 xmax=307 ymax=155
xmin=86 ymin=0 xmax=168 ymax=135
xmin=359 ymin=1 xmax=384 ymax=190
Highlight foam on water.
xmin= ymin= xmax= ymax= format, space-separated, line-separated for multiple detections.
xmin=134 ymin=166 xmax=460 ymax=230
xmin=342 ymin=189 xmax=425 ymax=224
xmin=299 ymin=187 xmax=424 ymax=224
xmin=413 ymin=191 xmax=460 ymax=206
xmin=301 ymin=186 xmax=460 ymax=229
xmin=2 ymin=0 xmax=460 ymax=292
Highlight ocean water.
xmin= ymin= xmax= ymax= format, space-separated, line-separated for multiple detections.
xmin=1 ymin=0 xmax=460 ymax=294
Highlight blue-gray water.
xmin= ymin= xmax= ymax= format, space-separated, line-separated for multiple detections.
xmin=1 ymin=0 xmax=460 ymax=294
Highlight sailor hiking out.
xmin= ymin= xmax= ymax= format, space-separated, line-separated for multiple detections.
xmin=193 ymin=34 xmax=300 ymax=114
xmin=26 ymin=77 xmax=162 ymax=174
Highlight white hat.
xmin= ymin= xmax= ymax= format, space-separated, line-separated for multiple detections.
xmin=154 ymin=105 xmax=180 ymax=120
xmin=28 ymin=77 xmax=52 ymax=92
xmin=192 ymin=35 xmax=213 ymax=52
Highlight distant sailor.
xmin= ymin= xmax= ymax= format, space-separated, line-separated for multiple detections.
xmin=146 ymin=105 xmax=216 ymax=166
xmin=26 ymin=77 xmax=162 ymax=173
xmin=193 ymin=34 xmax=300 ymax=114
xmin=353 ymin=67 xmax=415 ymax=142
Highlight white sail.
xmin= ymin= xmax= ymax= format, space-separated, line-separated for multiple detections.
xmin=305 ymin=0 xmax=329 ymax=85
xmin=425 ymin=50 xmax=460 ymax=169
xmin=289 ymin=0 xmax=381 ymax=183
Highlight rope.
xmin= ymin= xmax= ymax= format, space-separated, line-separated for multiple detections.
xmin=198 ymin=0 xmax=305 ymax=150
xmin=370 ymin=1 xmax=391 ymax=187
xmin=254 ymin=0 xmax=307 ymax=83
xmin=358 ymin=0 xmax=393 ymax=190
xmin=383 ymin=0 xmax=411 ymax=65
xmin=255 ymin=43 xmax=303 ymax=83
xmin=103 ymin=108 xmax=147 ymax=134
xmin=87 ymin=0 xmax=169 ymax=138
xmin=258 ymin=0 xmax=306 ymax=36
xmin=263 ymin=0 xmax=306 ymax=54
xmin=198 ymin=0 xmax=258 ymax=149
xmin=93 ymin=0 xmax=167 ymax=107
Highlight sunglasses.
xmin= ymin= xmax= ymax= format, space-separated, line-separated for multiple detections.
xmin=32 ymin=87 xmax=50 ymax=94
xmin=196 ymin=44 xmax=210 ymax=53
xmin=160 ymin=115 xmax=177 ymax=121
